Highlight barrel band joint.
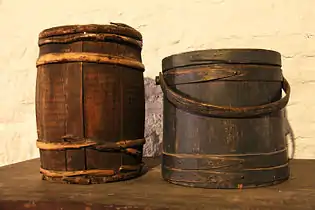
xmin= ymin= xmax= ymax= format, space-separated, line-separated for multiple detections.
xmin=36 ymin=52 xmax=145 ymax=71
xmin=40 ymin=163 xmax=144 ymax=178
xmin=37 ymin=136 xmax=145 ymax=155
xmin=162 ymin=148 xmax=288 ymax=171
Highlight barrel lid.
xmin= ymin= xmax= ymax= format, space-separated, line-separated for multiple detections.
xmin=38 ymin=22 xmax=142 ymax=41
xmin=162 ymin=48 xmax=282 ymax=72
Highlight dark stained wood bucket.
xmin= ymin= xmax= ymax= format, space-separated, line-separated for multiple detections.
xmin=156 ymin=49 xmax=291 ymax=189
xmin=35 ymin=23 xmax=146 ymax=184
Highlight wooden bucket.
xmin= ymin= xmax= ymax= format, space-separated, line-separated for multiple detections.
xmin=36 ymin=23 xmax=146 ymax=184
xmin=156 ymin=49 xmax=291 ymax=189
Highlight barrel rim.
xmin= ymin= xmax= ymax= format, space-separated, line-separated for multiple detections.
xmin=162 ymin=48 xmax=282 ymax=72
xmin=38 ymin=23 xmax=142 ymax=41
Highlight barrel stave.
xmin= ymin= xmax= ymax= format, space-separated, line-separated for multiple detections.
xmin=36 ymin=23 xmax=145 ymax=184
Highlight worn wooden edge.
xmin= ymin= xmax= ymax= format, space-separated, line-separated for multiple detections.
xmin=36 ymin=140 xmax=96 ymax=150
xmin=162 ymin=48 xmax=282 ymax=72
xmin=164 ymin=176 xmax=289 ymax=190
xmin=40 ymin=164 xmax=143 ymax=177
xmin=40 ymin=167 xmax=115 ymax=177
xmin=36 ymin=138 xmax=146 ymax=150
xmin=163 ymin=148 xmax=287 ymax=158
xmin=38 ymin=33 xmax=143 ymax=48
xmin=38 ymin=23 xmax=142 ymax=41
xmin=163 ymin=162 xmax=289 ymax=173
xmin=162 ymin=149 xmax=289 ymax=170
xmin=40 ymin=163 xmax=147 ymax=185
xmin=163 ymin=63 xmax=282 ymax=75
xmin=36 ymin=52 xmax=145 ymax=71
xmin=162 ymin=164 xmax=290 ymax=189
xmin=0 ymin=201 xmax=170 ymax=210
xmin=2 ymin=159 xmax=315 ymax=209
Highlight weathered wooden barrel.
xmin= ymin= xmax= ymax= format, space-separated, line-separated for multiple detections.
xmin=156 ymin=49 xmax=291 ymax=189
xmin=35 ymin=23 xmax=146 ymax=184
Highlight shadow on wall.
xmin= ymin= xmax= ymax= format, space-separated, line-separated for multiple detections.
xmin=284 ymin=108 xmax=296 ymax=159
xmin=143 ymin=77 xmax=163 ymax=157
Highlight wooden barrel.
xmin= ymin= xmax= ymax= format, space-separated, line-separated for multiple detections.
xmin=35 ymin=23 xmax=146 ymax=184
xmin=156 ymin=49 xmax=291 ymax=189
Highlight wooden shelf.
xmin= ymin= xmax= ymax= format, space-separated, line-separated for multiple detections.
xmin=1 ymin=157 xmax=315 ymax=209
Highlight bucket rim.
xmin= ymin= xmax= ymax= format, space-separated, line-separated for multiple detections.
xmin=162 ymin=48 xmax=282 ymax=72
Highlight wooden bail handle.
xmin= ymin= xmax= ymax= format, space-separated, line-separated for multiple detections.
xmin=156 ymin=72 xmax=290 ymax=118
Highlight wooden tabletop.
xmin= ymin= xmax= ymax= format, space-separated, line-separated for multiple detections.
xmin=1 ymin=157 xmax=315 ymax=210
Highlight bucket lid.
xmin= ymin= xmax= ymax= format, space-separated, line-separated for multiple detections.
xmin=162 ymin=48 xmax=282 ymax=72
xmin=38 ymin=22 xmax=142 ymax=41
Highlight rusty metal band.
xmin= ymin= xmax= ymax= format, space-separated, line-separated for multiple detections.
xmin=36 ymin=52 xmax=145 ymax=71
xmin=40 ymin=163 xmax=143 ymax=178
xmin=157 ymin=72 xmax=290 ymax=118
xmin=37 ymin=137 xmax=145 ymax=155
xmin=163 ymin=148 xmax=288 ymax=170
xmin=38 ymin=33 xmax=142 ymax=48
xmin=162 ymin=64 xmax=283 ymax=85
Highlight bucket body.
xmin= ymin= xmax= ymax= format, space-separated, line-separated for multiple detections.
xmin=157 ymin=49 xmax=291 ymax=189
xmin=36 ymin=23 xmax=145 ymax=184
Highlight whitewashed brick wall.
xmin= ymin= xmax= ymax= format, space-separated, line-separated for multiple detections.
xmin=0 ymin=0 xmax=314 ymax=166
